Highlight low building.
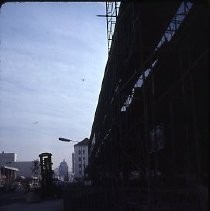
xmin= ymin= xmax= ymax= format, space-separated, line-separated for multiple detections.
xmin=0 ymin=151 xmax=17 ymax=165
xmin=0 ymin=166 xmax=19 ymax=188
xmin=6 ymin=161 xmax=40 ymax=179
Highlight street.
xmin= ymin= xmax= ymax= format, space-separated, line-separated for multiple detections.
xmin=0 ymin=190 xmax=63 ymax=211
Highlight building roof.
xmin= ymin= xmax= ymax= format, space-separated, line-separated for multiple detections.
xmin=0 ymin=152 xmax=16 ymax=155
xmin=74 ymin=138 xmax=89 ymax=147
xmin=1 ymin=165 xmax=19 ymax=171
xmin=60 ymin=159 xmax=68 ymax=166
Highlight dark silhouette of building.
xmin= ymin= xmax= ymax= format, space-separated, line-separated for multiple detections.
xmin=39 ymin=152 xmax=53 ymax=196
xmin=87 ymin=1 xmax=208 ymax=210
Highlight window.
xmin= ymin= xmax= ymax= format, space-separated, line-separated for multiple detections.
xmin=79 ymin=171 xmax=82 ymax=175
xmin=83 ymin=149 xmax=85 ymax=154
xmin=149 ymin=123 xmax=164 ymax=153
xmin=78 ymin=157 xmax=81 ymax=161
xmin=79 ymin=164 xmax=82 ymax=168
xmin=78 ymin=150 xmax=81 ymax=154
xmin=83 ymin=157 xmax=85 ymax=160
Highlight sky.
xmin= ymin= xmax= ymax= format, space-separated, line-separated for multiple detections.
xmin=0 ymin=2 xmax=107 ymax=169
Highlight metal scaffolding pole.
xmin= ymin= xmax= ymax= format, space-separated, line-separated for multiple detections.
xmin=105 ymin=2 xmax=120 ymax=54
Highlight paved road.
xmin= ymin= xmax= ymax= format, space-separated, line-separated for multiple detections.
xmin=0 ymin=190 xmax=63 ymax=211
xmin=0 ymin=199 xmax=63 ymax=211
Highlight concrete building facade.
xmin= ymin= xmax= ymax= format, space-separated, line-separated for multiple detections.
xmin=73 ymin=138 xmax=89 ymax=181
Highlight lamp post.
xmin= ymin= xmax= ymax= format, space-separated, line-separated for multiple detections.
xmin=58 ymin=137 xmax=79 ymax=182
xmin=59 ymin=137 xmax=78 ymax=143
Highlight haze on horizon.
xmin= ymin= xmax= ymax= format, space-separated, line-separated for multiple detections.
xmin=0 ymin=2 xmax=108 ymax=169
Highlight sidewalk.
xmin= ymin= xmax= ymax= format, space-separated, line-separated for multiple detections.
xmin=0 ymin=198 xmax=63 ymax=211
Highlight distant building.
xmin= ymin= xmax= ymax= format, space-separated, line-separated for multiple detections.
xmin=72 ymin=153 xmax=75 ymax=173
xmin=73 ymin=138 xmax=89 ymax=181
xmin=0 ymin=152 xmax=40 ymax=180
xmin=69 ymin=171 xmax=74 ymax=182
xmin=0 ymin=166 xmax=19 ymax=187
xmin=6 ymin=161 xmax=40 ymax=178
xmin=53 ymin=167 xmax=59 ymax=179
xmin=0 ymin=151 xmax=19 ymax=185
xmin=0 ymin=151 xmax=17 ymax=165
xmin=59 ymin=159 xmax=68 ymax=181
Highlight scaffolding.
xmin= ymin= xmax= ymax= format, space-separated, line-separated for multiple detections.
xmin=105 ymin=2 xmax=120 ymax=54
xmin=89 ymin=1 xmax=208 ymax=210
xmin=97 ymin=2 xmax=120 ymax=55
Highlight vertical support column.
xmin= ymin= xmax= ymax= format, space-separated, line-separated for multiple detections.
xmin=139 ymin=18 xmax=152 ymax=207
xmin=151 ymin=71 xmax=159 ymax=206
xmin=190 ymin=70 xmax=201 ymax=185
xmin=169 ymin=101 xmax=176 ymax=180
xmin=178 ymin=48 xmax=191 ymax=185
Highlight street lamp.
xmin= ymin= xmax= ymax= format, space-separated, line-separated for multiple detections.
xmin=59 ymin=137 xmax=78 ymax=143
xmin=58 ymin=137 xmax=79 ymax=182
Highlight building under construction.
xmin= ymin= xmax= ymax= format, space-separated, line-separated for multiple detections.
xmin=87 ymin=1 xmax=208 ymax=210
